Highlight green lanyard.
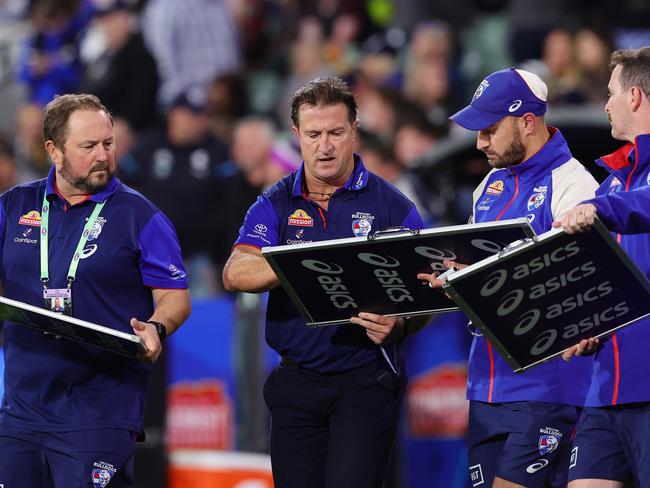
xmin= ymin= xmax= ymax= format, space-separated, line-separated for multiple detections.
xmin=40 ymin=192 xmax=106 ymax=286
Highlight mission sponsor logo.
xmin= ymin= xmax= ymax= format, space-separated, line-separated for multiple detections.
xmin=19 ymin=210 xmax=42 ymax=226
xmin=288 ymin=209 xmax=314 ymax=227
xmin=485 ymin=180 xmax=504 ymax=196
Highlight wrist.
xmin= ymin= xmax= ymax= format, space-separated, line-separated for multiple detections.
xmin=146 ymin=320 xmax=167 ymax=342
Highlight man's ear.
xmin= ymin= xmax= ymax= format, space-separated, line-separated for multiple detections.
xmin=45 ymin=140 xmax=62 ymax=168
xmin=519 ymin=113 xmax=537 ymax=134
xmin=630 ymin=86 xmax=643 ymax=112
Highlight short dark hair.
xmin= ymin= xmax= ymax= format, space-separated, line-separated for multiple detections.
xmin=290 ymin=77 xmax=358 ymax=128
xmin=43 ymin=93 xmax=113 ymax=149
xmin=609 ymin=47 xmax=650 ymax=98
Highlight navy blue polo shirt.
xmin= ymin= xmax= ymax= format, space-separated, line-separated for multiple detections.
xmin=0 ymin=167 xmax=188 ymax=433
xmin=235 ymin=156 xmax=423 ymax=372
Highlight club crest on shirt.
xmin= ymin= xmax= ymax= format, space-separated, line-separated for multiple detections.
xmin=351 ymin=211 xmax=374 ymax=237
xmin=527 ymin=186 xmax=547 ymax=211
xmin=87 ymin=217 xmax=106 ymax=241
xmin=18 ymin=210 xmax=42 ymax=226
xmin=288 ymin=209 xmax=313 ymax=227
xmin=485 ymin=180 xmax=503 ymax=196
xmin=91 ymin=461 xmax=117 ymax=488
xmin=609 ymin=177 xmax=622 ymax=195
xmin=538 ymin=426 xmax=562 ymax=455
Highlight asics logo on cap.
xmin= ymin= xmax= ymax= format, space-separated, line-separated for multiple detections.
xmin=508 ymin=100 xmax=523 ymax=112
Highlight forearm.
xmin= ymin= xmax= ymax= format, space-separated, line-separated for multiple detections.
xmin=150 ymin=288 xmax=191 ymax=335
xmin=222 ymin=246 xmax=281 ymax=293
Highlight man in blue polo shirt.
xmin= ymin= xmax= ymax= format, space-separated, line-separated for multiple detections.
xmin=0 ymin=93 xmax=191 ymax=487
xmin=223 ymin=77 xmax=425 ymax=487
xmin=420 ymin=68 xmax=598 ymax=488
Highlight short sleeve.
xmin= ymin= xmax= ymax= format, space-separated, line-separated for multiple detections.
xmin=234 ymin=194 xmax=281 ymax=249
xmin=138 ymin=211 xmax=188 ymax=288
xmin=401 ymin=205 xmax=424 ymax=231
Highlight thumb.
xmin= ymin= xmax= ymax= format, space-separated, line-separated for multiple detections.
xmin=130 ymin=318 xmax=146 ymax=331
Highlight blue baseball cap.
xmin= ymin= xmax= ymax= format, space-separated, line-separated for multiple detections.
xmin=450 ymin=68 xmax=548 ymax=130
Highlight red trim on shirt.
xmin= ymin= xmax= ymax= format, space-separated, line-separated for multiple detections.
xmin=611 ymin=334 xmax=620 ymax=405
xmin=486 ymin=341 xmax=495 ymax=403
xmin=495 ymin=173 xmax=519 ymax=221
xmin=607 ymin=147 xmax=638 ymax=405
xmin=54 ymin=180 xmax=91 ymax=211
xmin=482 ymin=172 xmax=520 ymax=401
xmin=317 ymin=207 xmax=327 ymax=230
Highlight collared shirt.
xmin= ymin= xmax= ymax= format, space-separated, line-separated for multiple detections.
xmin=0 ymin=168 xmax=187 ymax=432
xmin=583 ymin=134 xmax=650 ymax=406
xmin=468 ymin=128 xmax=599 ymax=405
xmin=234 ymin=155 xmax=423 ymax=373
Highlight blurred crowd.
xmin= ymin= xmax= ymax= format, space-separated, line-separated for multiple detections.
xmin=1 ymin=0 xmax=650 ymax=296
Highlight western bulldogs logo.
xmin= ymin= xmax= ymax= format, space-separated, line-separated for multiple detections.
xmin=91 ymin=461 xmax=116 ymax=487
xmin=473 ymin=79 xmax=489 ymax=101
xmin=538 ymin=426 xmax=562 ymax=455
xmin=538 ymin=434 xmax=559 ymax=455
xmin=527 ymin=186 xmax=547 ymax=211
xmin=352 ymin=218 xmax=372 ymax=237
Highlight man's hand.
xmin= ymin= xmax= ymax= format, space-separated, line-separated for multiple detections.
xmin=350 ymin=312 xmax=404 ymax=346
xmin=553 ymin=203 xmax=597 ymax=234
xmin=131 ymin=318 xmax=163 ymax=364
xmin=562 ymin=337 xmax=599 ymax=361
xmin=417 ymin=259 xmax=466 ymax=289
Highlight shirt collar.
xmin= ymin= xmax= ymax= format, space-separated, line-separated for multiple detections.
xmin=507 ymin=127 xmax=573 ymax=181
xmin=596 ymin=134 xmax=650 ymax=175
xmin=45 ymin=165 xmax=121 ymax=203
xmin=291 ymin=153 xmax=369 ymax=198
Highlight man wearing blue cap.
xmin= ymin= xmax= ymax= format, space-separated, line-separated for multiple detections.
xmin=420 ymin=68 xmax=598 ymax=487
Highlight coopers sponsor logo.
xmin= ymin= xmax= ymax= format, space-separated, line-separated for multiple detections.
xmin=288 ymin=209 xmax=314 ymax=227
xmin=19 ymin=210 xmax=42 ymax=226
xmin=407 ymin=364 xmax=469 ymax=438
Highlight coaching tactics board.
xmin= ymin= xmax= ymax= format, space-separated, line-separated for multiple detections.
xmin=262 ymin=218 xmax=534 ymax=326
xmin=444 ymin=219 xmax=650 ymax=373
xmin=0 ymin=295 xmax=147 ymax=357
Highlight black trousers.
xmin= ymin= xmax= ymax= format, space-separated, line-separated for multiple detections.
xmin=263 ymin=357 xmax=406 ymax=488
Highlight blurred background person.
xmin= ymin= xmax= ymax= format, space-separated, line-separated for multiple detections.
xmin=142 ymin=0 xmax=241 ymax=108
xmin=120 ymin=86 xmax=232 ymax=297
xmin=82 ymin=0 xmax=159 ymax=158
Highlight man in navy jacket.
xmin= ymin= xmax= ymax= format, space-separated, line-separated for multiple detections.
xmin=421 ymin=68 xmax=598 ymax=488
xmin=557 ymin=46 xmax=650 ymax=488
